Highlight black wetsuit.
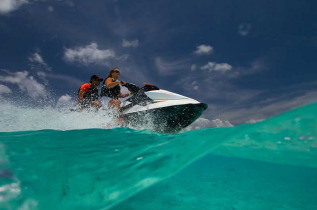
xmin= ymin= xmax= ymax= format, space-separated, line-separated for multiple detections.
xmin=100 ymin=78 xmax=121 ymax=99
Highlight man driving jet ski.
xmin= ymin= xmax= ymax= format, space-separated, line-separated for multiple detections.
xmin=77 ymin=74 xmax=103 ymax=110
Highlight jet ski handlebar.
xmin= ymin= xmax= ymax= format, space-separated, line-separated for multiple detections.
xmin=123 ymin=82 xmax=159 ymax=94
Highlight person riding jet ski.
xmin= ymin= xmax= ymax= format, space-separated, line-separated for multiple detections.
xmin=100 ymin=68 xmax=207 ymax=132
xmin=77 ymin=75 xmax=103 ymax=110
xmin=100 ymin=68 xmax=132 ymax=112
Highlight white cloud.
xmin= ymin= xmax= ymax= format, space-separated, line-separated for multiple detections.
xmin=191 ymin=81 xmax=199 ymax=91
xmin=56 ymin=94 xmax=74 ymax=107
xmin=238 ymin=23 xmax=252 ymax=36
xmin=185 ymin=117 xmax=234 ymax=131
xmin=0 ymin=0 xmax=28 ymax=15
xmin=48 ymin=5 xmax=54 ymax=12
xmin=194 ymin=45 xmax=214 ymax=55
xmin=28 ymin=52 xmax=51 ymax=71
xmin=178 ymin=56 xmax=315 ymax=126
xmin=201 ymin=62 xmax=232 ymax=72
xmin=122 ymin=39 xmax=139 ymax=48
xmin=0 ymin=71 xmax=47 ymax=98
xmin=64 ymin=42 xmax=116 ymax=66
xmin=36 ymin=71 xmax=49 ymax=85
xmin=0 ymin=84 xmax=11 ymax=94
xmin=37 ymin=71 xmax=46 ymax=78
xmin=29 ymin=53 xmax=45 ymax=65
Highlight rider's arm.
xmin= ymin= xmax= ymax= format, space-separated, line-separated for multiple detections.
xmin=77 ymin=83 xmax=90 ymax=105
xmin=77 ymin=89 xmax=86 ymax=104
xmin=119 ymin=92 xmax=131 ymax=98
xmin=105 ymin=78 xmax=121 ymax=89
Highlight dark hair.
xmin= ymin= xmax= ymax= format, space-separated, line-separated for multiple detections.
xmin=90 ymin=75 xmax=103 ymax=83
xmin=106 ymin=68 xmax=119 ymax=79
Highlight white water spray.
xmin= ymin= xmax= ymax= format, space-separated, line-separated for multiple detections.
xmin=0 ymin=101 xmax=119 ymax=132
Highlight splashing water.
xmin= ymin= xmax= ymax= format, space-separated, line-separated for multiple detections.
xmin=0 ymin=100 xmax=160 ymax=132
xmin=0 ymin=101 xmax=116 ymax=132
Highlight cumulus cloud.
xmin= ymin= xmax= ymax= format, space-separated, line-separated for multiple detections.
xmin=194 ymin=45 xmax=214 ymax=55
xmin=0 ymin=84 xmax=11 ymax=94
xmin=0 ymin=71 xmax=47 ymax=98
xmin=201 ymin=62 xmax=232 ymax=72
xmin=0 ymin=0 xmax=28 ymax=15
xmin=122 ymin=39 xmax=139 ymax=48
xmin=64 ymin=42 xmax=116 ymax=66
xmin=56 ymin=94 xmax=74 ymax=107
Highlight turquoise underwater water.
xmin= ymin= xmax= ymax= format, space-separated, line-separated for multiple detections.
xmin=0 ymin=103 xmax=316 ymax=209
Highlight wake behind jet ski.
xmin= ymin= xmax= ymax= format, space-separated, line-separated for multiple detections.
xmin=119 ymin=83 xmax=208 ymax=133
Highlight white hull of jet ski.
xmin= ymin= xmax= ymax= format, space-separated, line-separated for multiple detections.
xmin=120 ymin=88 xmax=207 ymax=133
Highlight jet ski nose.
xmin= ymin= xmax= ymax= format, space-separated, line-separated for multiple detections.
xmin=199 ymin=103 xmax=208 ymax=110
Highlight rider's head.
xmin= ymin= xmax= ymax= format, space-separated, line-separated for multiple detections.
xmin=107 ymin=68 xmax=120 ymax=79
xmin=90 ymin=75 xmax=103 ymax=86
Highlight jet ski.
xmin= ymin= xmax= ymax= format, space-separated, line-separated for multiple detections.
xmin=118 ymin=83 xmax=208 ymax=133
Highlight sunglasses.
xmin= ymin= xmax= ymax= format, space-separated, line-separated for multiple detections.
xmin=113 ymin=70 xmax=120 ymax=73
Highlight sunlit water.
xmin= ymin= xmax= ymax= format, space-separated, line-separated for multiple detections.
xmin=0 ymin=101 xmax=316 ymax=209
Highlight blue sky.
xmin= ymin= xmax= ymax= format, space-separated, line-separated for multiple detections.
xmin=0 ymin=0 xmax=316 ymax=125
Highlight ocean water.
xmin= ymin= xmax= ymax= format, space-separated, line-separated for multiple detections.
xmin=0 ymin=102 xmax=316 ymax=209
